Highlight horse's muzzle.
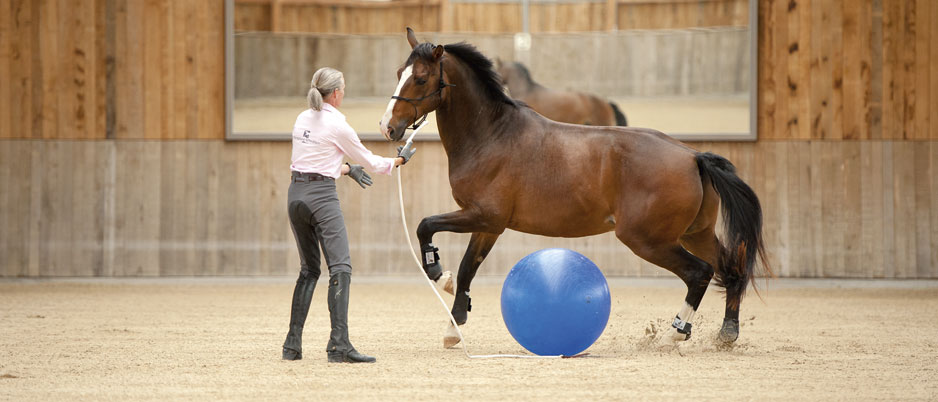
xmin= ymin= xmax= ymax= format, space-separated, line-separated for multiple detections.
xmin=385 ymin=123 xmax=407 ymax=142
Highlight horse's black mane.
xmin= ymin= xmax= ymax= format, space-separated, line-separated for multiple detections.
xmin=407 ymin=41 xmax=516 ymax=107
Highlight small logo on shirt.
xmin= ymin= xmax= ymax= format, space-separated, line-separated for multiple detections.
xmin=303 ymin=130 xmax=310 ymax=139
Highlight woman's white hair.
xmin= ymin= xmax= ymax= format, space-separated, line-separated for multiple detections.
xmin=307 ymin=67 xmax=344 ymax=111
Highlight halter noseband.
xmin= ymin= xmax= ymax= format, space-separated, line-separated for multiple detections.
xmin=391 ymin=62 xmax=456 ymax=131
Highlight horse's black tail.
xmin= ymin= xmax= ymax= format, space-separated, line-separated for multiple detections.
xmin=609 ymin=102 xmax=627 ymax=126
xmin=695 ymin=152 xmax=771 ymax=307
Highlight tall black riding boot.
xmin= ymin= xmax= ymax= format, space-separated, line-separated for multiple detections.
xmin=326 ymin=272 xmax=376 ymax=363
xmin=282 ymin=271 xmax=317 ymax=360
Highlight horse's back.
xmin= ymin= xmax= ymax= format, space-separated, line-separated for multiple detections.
xmin=579 ymin=93 xmax=617 ymax=126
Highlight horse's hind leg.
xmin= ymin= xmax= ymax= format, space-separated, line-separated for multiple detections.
xmin=444 ymin=232 xmax=500 ymax=348
xmin=618 ymin=230 xmax=714 ymax=342
xmin=679 ymin=228 xmax=725 ymax=341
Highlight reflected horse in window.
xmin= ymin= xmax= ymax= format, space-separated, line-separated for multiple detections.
xmin=495 ymin=59 xmax=627 ymax=127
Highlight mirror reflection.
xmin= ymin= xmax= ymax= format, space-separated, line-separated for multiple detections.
xmin=228 ymin=0 xmax=753 ymax=141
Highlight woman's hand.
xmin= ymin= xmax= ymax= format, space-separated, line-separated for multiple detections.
xmin=346 ymin=163 xmax=373 ymax=189
xmin=396 ymin=142 xmax=417 ymax=165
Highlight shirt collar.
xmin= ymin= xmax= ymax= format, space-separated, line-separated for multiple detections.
xmin=321 ymin=103 xmax=345 ymax=120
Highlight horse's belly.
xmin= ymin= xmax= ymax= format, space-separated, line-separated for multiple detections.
xmin=508 ymin=211 xmax=615 ymax=238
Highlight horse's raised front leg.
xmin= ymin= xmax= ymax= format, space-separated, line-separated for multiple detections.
xmin=443 ymin=232 xmax=500 ymax=348
xmin=416 ymin=209 xmax=502 ymax=282
xmin=416 ymin=209 xmax=504 ymax=348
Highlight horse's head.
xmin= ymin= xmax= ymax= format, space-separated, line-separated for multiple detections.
xmin=379 ymin=28 xmax=452 ymax=141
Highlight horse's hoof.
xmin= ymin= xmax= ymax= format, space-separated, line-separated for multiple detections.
xmin=437 ymin=271 xmax=454 ymax=295
xmin=718 ymin=318 xmax=739 ymax=343
xmin=443 ymin=323 xmax=461 ymax=348
xmin=282 ymin=348 xmax=302 ymax=360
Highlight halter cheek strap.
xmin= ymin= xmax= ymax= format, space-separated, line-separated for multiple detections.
xmin=390 ymin=62 xmax=456 ymax=131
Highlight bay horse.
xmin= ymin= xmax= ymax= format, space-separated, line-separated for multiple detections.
xmin=379 ymin=28 xmax=770 ymax=347
xmin=495 ymin=59 xmax=628 ymax=127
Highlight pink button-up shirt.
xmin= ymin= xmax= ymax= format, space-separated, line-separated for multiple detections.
xmin=290 ymin=103 xmax=396 ymax=178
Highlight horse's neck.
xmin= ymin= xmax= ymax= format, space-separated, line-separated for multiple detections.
xmin=436 ymin=64 xmax=519 ymax=160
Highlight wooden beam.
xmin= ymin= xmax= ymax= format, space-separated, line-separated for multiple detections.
xmin=605 ymin=0 xmax=617 ymax=31
xmin=270 ymin=0 xmax=281 ymax=33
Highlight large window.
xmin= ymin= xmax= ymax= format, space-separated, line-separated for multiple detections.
xmin=226 ymin=0 xmax=756 ymax=141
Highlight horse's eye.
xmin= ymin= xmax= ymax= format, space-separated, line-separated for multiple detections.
xmin=415 ymin=77 xmax=427 ymax=86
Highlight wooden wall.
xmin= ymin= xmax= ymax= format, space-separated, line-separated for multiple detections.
xmin=0 ymin=0 xmax=224 ymax=140
xmin=2 ymin=139 xmax=937 ymax=278
xmin=2 ymin=0 xmax=938 ymax=278
xmin=758 ymin=0 xmax=937 ymax=140
xmin=233 ymin=0 xmax=749 ymax=34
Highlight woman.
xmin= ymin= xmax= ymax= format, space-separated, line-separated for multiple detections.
xmin=283 ymin=67 xmax=415 ymax=363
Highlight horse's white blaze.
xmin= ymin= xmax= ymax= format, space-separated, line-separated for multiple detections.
xmin=379 ymin=65 xmax=413 ymax=139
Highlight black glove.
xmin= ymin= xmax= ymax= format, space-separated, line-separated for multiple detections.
xmin=346 ymin=163 xmax=372 ymax=189
xmin=397 ymin=142 xmax=417 ymax=165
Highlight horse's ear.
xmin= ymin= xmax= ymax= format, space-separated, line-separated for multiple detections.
xmin=406 ymin=27 xmax=418 ymax=49
xmin=432 ymin=44 xmax=444 ymax=60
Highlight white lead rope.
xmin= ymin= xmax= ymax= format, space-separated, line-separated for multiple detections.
xmin=395 ymin=122 xmax=562 ymax=359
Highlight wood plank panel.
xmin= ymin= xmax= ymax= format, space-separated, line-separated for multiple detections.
xmin=1 ymin=139 xmax=937 ymax=278
xmin=841 ymin=141 xmax=861 ymax=276
xmin=828 ymin=0 xmax=844 ymax=141
xmin=197 ymin=1 xmax=225 ymax=140
xmin=932 ymin=142 xmax=938 ymax=274
xmin=860 ymin=141 xmax=885 ymax=277
xmin=0 ymin=0 xmax=11 ymax=139
xmin=36 ymin=0 xmax=58 ymax=140
xmin=913 ymin=142 xmax=932 ymax=276
xmin=891 ymin=141 xmax=915 ymax=277
xmin=112 ymin=141 xmax=162 ymax=275
xmin=809 ymin=0 xmax=832 ymax=139
xmin=0 ymin=141 xmax=32 ymax=276
xmin=880 ymin=0 xmax=903 ymax=139
xmin=143 ymin=0 xmax=164 ymax=140
xmin=870 ymin=0 xmax=884 ymax=139
xmin=157 ymin=141 xmax=184 ymax=274
xmin=73 ymin=141 xmax=107 ymax=275
xmin=36 ymin=141 xmax=73 ymax=275
xmin=820 ymin=141 xmax=844 ymax=276
xmin=771 ymin=0 xmax=789 ymax=140
xmin=6 ymin=0 xmax=34 ymax=139
xmin=880 ymin=141 xmax=895 ymax=276
xmin=114 ymin=0 xmax=143 ymax=139
xmin=170 ymin=0 xmax=187 ymax=140
xmin=912 ymin=0 xmax=929 ymax=140
xmin=841 ymin=0 xmax=871 ymax=140
xmin=933 ymin=0 xmax=938 ymax=140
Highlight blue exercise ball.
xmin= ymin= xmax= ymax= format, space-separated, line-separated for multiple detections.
xmin=500 ymin=248 xmax=611 ymax=356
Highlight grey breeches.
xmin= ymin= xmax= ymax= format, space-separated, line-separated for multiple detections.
xmin=287 ymin=175 xmax=352 ymax=277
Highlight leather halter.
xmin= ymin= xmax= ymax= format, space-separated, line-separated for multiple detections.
xmin=390 ymin=62 xmax=456 ymax=131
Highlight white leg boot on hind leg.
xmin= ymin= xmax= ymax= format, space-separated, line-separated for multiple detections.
xmin=666 ymin=302 xmax=696 ymax=342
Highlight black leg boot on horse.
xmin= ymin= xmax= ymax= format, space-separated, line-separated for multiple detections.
xmin=326 ymin=272 xmax=376 ymax=363
xmin=282 ymin=269 xmax=317 ymax=360
xmin=421 ymin=243 xmax=454 ymax=295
